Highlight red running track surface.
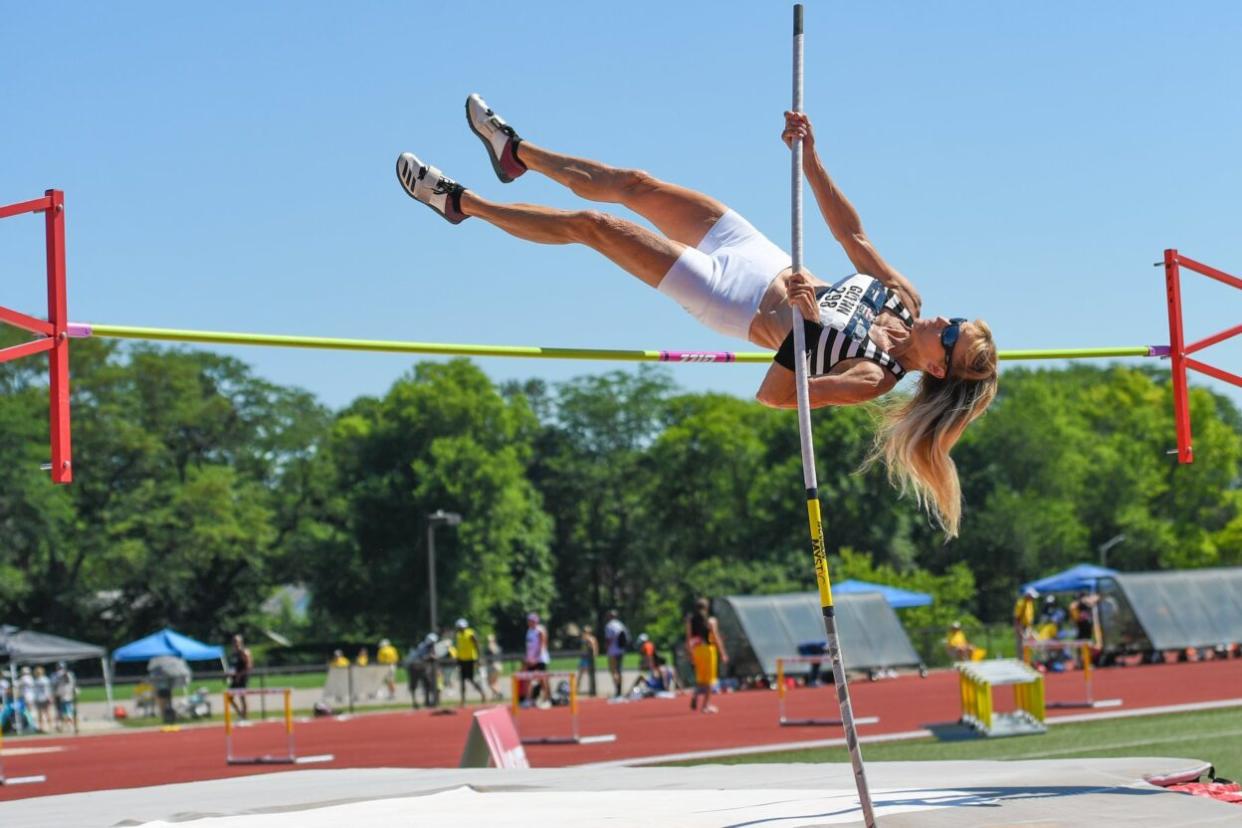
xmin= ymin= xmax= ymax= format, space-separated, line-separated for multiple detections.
xmin=2 ymin=658 xmax=1239 ymax=801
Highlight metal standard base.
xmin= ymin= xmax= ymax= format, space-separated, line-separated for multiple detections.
xmin=970 ymin=711 xmax=1047 ymax=738
xmin=1048 ymin=698 xmax=1123 ymax=709
xmin=780 ymin=715 xmax=880 ymax=728
xmin=520 ymin=734 xmax=617 ymax=746
xmin=228 ymin=756 xmax=296 ymax=766
xmin=227 ymin=753 xmax=336 ymax=766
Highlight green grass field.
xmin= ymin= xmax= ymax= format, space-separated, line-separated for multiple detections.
xmin=673 ymin=706 xmax=1242 ymax=781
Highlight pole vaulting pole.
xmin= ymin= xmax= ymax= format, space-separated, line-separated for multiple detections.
xmin=790 ymin=6 xmax=877 ymax=825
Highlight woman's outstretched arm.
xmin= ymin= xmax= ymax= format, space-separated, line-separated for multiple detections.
xmin=782 ymin=112 xmax=922 ymax=316
xmin=755 ymin=360 xmax=892 ymax=409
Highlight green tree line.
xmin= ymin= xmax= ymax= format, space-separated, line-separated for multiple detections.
xmin=2 ymin=329 xmax=1239 ymax=653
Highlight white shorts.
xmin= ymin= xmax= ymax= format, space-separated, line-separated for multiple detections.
xmin=656 ymin=209 xmax=791 ymax=340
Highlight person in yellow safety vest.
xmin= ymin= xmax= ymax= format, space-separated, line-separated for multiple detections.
xmin=330 ymin=649 xmax=349 ymax=668
xmin=356 ymin=647 xmax=370 ymax=666
xmin=1013 ymin=587 xmax=1038 ymax=658
xmin=945 ymin=621 xmax=973 ymax=662
xmin=454 ymin=619 xmax=487 ymax=706
xmin=377 ymin=638 xmax=399 ymax=699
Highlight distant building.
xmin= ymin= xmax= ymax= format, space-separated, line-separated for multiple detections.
xmin=261 ymin=584 xmax=311 ymax=620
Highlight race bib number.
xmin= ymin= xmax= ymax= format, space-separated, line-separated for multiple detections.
xmin=817 ymin=274 xmax=887 ymax=342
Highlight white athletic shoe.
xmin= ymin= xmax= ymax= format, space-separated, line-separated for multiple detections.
xmin=466 ymin=93 xmax=527 ymax=183
xmin=395 ymin=152 xmax=468 ymax=225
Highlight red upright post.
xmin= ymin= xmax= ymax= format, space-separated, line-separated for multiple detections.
xmin=1163 ymin=249 xmax=1193 ymax=464
xmin=0 ymin=189 xmax=72 ymax=483
xmin=45 ymin=189 xmax=72 ymax=483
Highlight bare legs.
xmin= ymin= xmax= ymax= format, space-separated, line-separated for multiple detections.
xmin=461 ymin=192 xmax=682 ymax=288
xmin=457 ymin=140 xmax=730 ymax=290
xmin=516 ymin=142 xmax=727 ymax=249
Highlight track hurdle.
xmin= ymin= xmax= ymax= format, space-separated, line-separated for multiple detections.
xmin=958 ymin=659 xmax=1046 ymax=737
xmin=0 ymin=725 xmax=47 ymax=786
xmin=509 ymin=671 xmax=616 ymax=745
xmin=223 ymin=688 xmax=334 ymax=765
xmin=775 ymin=656 xmax=880 ymax=727
xmin=1023 ymin=639 xmax=1122 ymax=709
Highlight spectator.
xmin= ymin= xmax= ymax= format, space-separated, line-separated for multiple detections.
xmin=686 ymin=597 xmax=728 ymax=714
xmin=53 ymin=662 xmax=76 ymax=733
xmin=793 ymin=641 xmax=827 ymax=685
xmin=484 ymin=633 xmax=505 ymax=701
xmin=0 ymin=674 xmax=11 ymax=732
xmin=1013 ymin=587 xmax=1038 ymax=656
xmin=576 ymin=625 xmax=599 ymax=697
xmin=330 ymin=649 xmax=350 ymax=668
xmin=603 ymin=610 xmax=630 ymax=698
xmin=32 ymin=665 xmax=53 ymax=732
xmin=435 ymin=630 xmax=457 ymax=698
xmin=18 ymin=666 xmax=36 ymax=731
xmin=454 ymin=618 xmax=487 ymax=706
xmin=637 ymin=633 xmax=656 ymax=673
xmin=524 ymin=612 xmax=552 ymax=709
xmin=356 ymin=647 xmax=370 ymax=666
xmin=1071 ymin=591 xmax=1100 ymax=645
xmin=1040 ymin=594 xmax=1065 ymax=628
xmin=651 ymin=654 xmax=677 ymax=692
xmin=1029 ymin=598 xmax=1074 ymax=672
xmin=377 ymin=638 xmax=400 ymax=699
xmin=227 ymin=634 xmax=253 ymax=720
xmin=406 ymin=634 xmax=439 ymax=709
xmin=630 ymin=653 xmax=678 ymax=698
xmin=945 ymin=621 xmax=974 ymax=662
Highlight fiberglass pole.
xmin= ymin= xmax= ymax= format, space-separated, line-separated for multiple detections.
xmin=790 ymin=6 xmax=877 ymax=825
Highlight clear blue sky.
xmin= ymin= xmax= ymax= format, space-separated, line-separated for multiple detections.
xmin=4 ymin=2 xmax=1239 ymax=411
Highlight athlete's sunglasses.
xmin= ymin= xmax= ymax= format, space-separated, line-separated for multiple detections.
xmin=941 ymin=318 xmax=968 ymax=371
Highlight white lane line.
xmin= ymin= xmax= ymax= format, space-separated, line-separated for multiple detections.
xmin=1046 ymin=696 xmax=1242 ymax=725
xmin=0 ymin=746 xmax=66 ymax=757
xmin=1004 ymin=727 xmax=1242 ymax=761
xmin=578 ymin=728 xmax=934 ymax=768
xmin=577 ymin=698 xmax=1242 ymax=768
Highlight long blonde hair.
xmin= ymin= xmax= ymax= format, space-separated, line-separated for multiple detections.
xmin=866 ymin=320 xmax=998 ymax=538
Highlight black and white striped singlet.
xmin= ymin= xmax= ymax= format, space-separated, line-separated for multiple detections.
xmin=774 ymin=273 xmax=914 ymax=378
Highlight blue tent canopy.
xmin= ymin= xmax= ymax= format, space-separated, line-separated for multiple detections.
xmin=1020 ymin=563 xmax=1117 ymax=595
xmin=112 ymin=628 xmax=224 ymax=663
xmin=832 ymin=579 xmax=933 ymax=609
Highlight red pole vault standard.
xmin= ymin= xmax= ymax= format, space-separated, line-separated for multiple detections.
xmin=1162 ymin=249 xmax=1242 ymax=465
xmin=0 ymin=190 xmax=72 ymax=483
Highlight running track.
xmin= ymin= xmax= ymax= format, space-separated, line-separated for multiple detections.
xmin=2 ymin=659 xmax=1238 ymax=801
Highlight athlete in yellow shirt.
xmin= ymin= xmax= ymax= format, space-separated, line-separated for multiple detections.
xmin=454 ymin=619 xmax=486 ymax=706
xmin=1013 ymin=588 xmax=1038 ymax=656
xmin=377 ymin=638 xmax=399 ymax=699
xmin=945 ymin=621 xmax=975 ymax=661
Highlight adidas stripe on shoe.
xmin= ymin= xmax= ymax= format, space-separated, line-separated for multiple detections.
xmin=396 ymin=152 xmax=468 ymax=225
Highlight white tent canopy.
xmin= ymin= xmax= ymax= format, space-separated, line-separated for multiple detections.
xmin=0 ymin=624 xmax=114 ymax=720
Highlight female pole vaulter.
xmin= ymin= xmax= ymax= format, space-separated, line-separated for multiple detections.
xmin=396 ymin=96 xmax=997 ymax=536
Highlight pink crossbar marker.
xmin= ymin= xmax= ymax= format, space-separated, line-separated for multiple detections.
xmin=659 ymin=350 xmax=736 ymax=363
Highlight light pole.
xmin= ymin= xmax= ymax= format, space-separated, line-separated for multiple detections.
xmin=426 ymin=509 xmax=462 ymax=634
xmin=1098 ymin=533 xmax=1126 ymax=567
